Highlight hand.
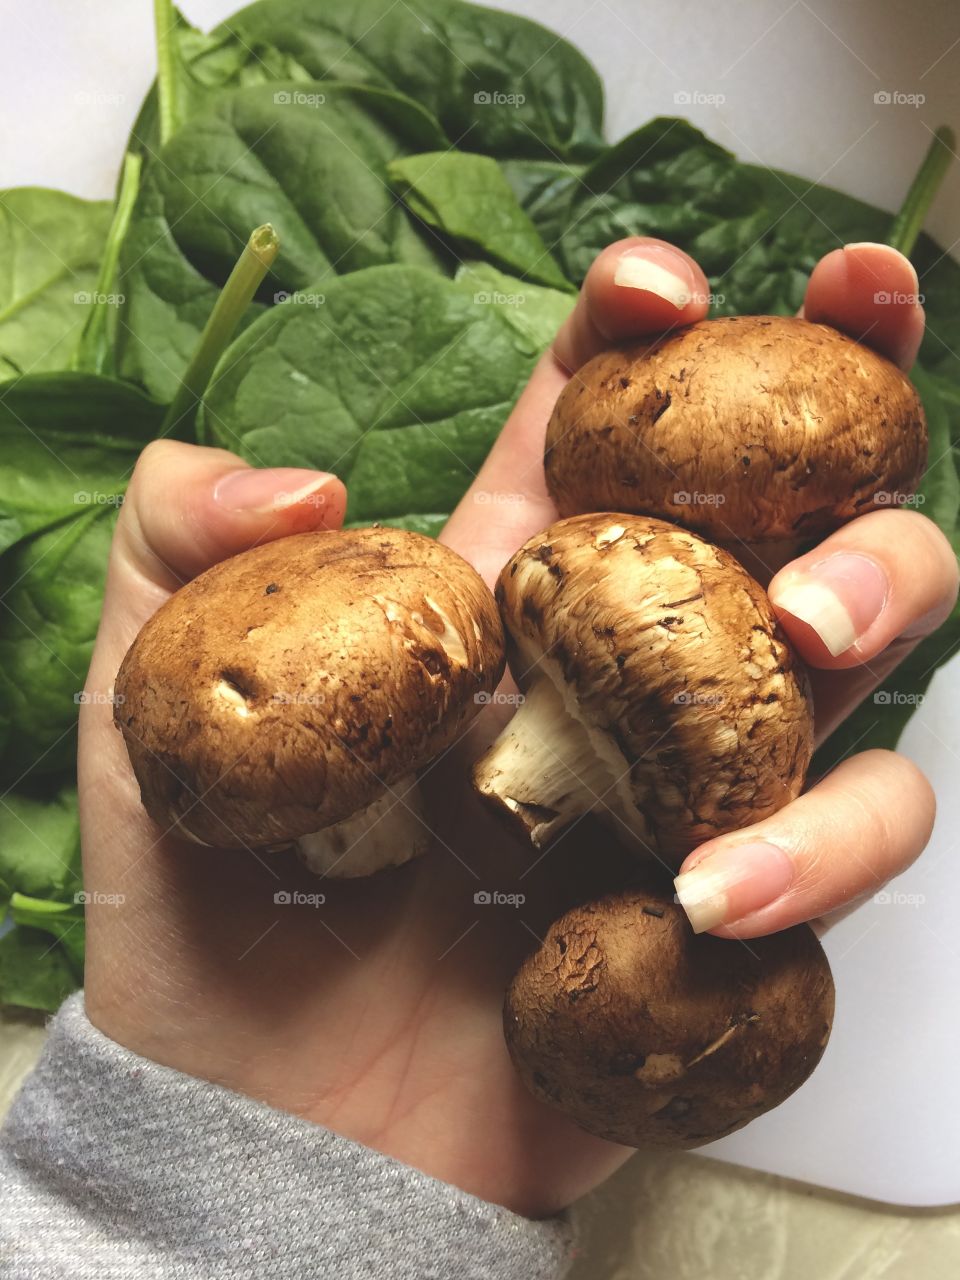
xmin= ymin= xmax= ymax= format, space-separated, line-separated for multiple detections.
xmin=80 ymin=238 xmax=956 ymax=1220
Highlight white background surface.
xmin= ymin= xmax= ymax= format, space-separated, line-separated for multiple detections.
xmin=1 ymin=0 xmax=959 ymax=1205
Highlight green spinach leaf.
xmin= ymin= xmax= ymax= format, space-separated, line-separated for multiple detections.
xmin=0 ymin=782 xmax=81 ymax=904
xmin=130 ymin=0 xmax=605 ymax=167
xmin=0 ymin=374 xmax=163 ymax=554
xmin=0 ymin=189 xmax=112 ymax=381
xmin=199 ymin=263 xmax=572 ymax=527
xmin=0 ymin=509 xmax=116 ymax=778
xmin=0 ymin=925 xmax=78 ymax=1012
xmin=389 ymin=152 xmax=572 ymax=290
xmin=117 ymin=81 xmax=448 ymax=402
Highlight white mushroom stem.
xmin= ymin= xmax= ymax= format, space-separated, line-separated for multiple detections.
xmin=473 ymin=676 xmax=643 ymax=849
xmin=297 ymin=775 xmax=430 ymax=878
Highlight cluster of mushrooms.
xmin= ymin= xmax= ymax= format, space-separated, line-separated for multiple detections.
xmin=115 ymin=315 xmax=926 ymax=1149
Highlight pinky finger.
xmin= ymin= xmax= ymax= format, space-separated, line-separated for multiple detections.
xmin=673 ymin=750 xmax=935 ymax=938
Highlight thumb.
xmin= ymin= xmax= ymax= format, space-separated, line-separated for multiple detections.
xmin=116 ymin=440 xmax=347 ymax=592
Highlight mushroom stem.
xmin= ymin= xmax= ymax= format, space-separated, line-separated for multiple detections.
xmin=297 ymin=775 xmax=430 ymax=878
xmin=473 ymin=676 xmax=633 ymax=848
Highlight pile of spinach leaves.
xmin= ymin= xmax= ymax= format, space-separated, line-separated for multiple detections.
xmin=0 ymin=0 xmax=957 ymax=1011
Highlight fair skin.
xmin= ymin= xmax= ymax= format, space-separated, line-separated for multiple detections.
xmin=80 ymin=238 xmax=958 ymax=1219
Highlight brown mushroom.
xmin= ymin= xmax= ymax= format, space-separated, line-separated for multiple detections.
xmin=472 ymin=513 xmax=812 ymax=867
xmin=114 ymin=527 xmax=504 ymax=876
xmin=505 ymin=885 xmax=835 ymax=1148
xmin=545 ymin=315 xmax=926 ymax=567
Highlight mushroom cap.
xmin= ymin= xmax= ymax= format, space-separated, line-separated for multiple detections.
xmin=545 ymin=315 xmax=927 ymax=544
xmin=114 ymin=527 xmax=504 ymax=848
xmin=505 ymin=886 xmax=835 ymax=1148
xmin=496 ymin=513 xmax=813 ymax=862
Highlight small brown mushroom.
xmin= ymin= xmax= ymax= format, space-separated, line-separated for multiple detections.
xmin=472 ymin=513 xmax=812 ymax=867
xmin=545 ymin=315 xmax=926 ymax=566
xmin=114 ymin=527 xmax=504 ymax=876
xmin=505 ymin=885 xmax=835 ymax=1148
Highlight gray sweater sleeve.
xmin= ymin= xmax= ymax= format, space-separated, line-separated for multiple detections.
xmin=0 ymin=994 xmax=574 ymax=1279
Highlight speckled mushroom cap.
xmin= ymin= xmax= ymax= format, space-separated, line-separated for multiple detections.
xmin=545 ymin=315 xmax=926 ymax=546
xmin=505 ymin=885 xmax=835 ymax=1149
xmin=114 ymin=527 xmax=505 ymax=849
xmin=492 ymin=513 xmax=813 ymax=863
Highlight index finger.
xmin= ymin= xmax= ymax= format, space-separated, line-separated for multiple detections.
xmin=442 ymin=238 xmax=710 ymax=580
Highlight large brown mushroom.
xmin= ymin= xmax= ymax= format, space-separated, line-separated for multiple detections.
xmin=545 ymin=315 xmax=926 ymax=566
xmin=505 ymin=885 xmax=835 ymax=1148
xmin=472 ymin=513 xmax=812 ymax=867
xmin=114 ymin=527 xmax=504 ymax=876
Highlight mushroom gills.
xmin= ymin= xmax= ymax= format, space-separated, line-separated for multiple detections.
xmin=297 ymin=774 xmax=430 ymax=878
xmin=473 ymin=671 xmax=650 ymax=850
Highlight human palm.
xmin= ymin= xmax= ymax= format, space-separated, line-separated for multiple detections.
xmin=80 ymin=238 xmax=956 ymax=1217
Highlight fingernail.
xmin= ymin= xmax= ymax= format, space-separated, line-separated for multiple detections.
xmin=214 ymin=467 xmax=336 ymax=514
xmin=770 ymin=553 xmax=889 ymax=656
xmin=674 ymin=841 xmax=795 ymax=933
xmin=613 ymin=245 xmax=696 ymax=310
xmin=845 ymin=241 xmax=921 ymax=294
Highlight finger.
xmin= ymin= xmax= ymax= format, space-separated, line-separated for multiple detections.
xmin=803 ymin=242 xmax=925 ymax=369
xmin=444 ymin=239 xmax=710 ymax=583
xmin=116 ymin=440 xmax=347 ymax=592
xmin=552 ymin=237 xmax=711 ymax=372
xmin=766 ymin=509 xmax=958 ymax=736
xmin=673 ymin=749 xmax=935 ymax=938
